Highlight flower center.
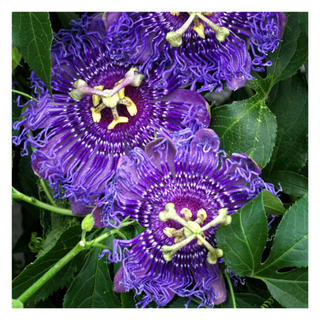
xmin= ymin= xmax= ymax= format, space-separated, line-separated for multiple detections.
xmin=70 ymin=68 xmax=143 ymax=129
xmin=166 ymin=12 xmax=230 ymax=47
xmin=159 ymin=203 xmax=232 ymax=264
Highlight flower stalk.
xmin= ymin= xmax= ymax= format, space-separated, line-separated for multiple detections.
xmin=15 ymin=219 xmax=136 ymax=305
xmin=12 ymin=187 xmax=80 ymax=217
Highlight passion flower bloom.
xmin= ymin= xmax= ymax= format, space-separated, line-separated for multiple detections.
xmin=98 ymin=127 xmax=279 ymax=307
xmin=107 ymin=12 xmax=287 ymax=92
xmin=12 ymin=14 xmax=209 ymax=217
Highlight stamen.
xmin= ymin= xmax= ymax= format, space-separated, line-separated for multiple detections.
xmin=166 ymin=13 xmax=196 ymax=47
xmin=200 ymin=208 xmax=231 ymax=233
xmin=122 ymin=96 xmax=137 ymax=116
xmin=197 ymin=13 xmax=230 ymax=42
xmin=196 ymin=208 xmax=207 ymax=224
xmin=70 ymin=80 xmax=109 ymax=100
xmin=180 ymin=208 xmax=192 ymax=221
xmin=166 ymin=12 xmax=230 ymax=47
xmin=108 ymin=68 xmax=143 ymax=97
xmin=160 ymin=204 xmax=231 ymax=263
xmin=90 ymin=107 xmax=102 ymax=123
xmin=162 ymin=234 xmax=197 ymax=262
xmin=170 ymin=12 xmax=180 ymax=16
xmin=159 ymin=203 xmax=196 ymax=232
xmin=108 ymin=117 xmax=129 ymax=129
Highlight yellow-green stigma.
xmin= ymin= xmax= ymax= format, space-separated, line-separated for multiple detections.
xmin=159 ymin=204 xmax=232 ymax=264
xmin=71 ymin=68 xmax=143 ymax=129
xmin=166 ymin=12 xmax=230 ymax=46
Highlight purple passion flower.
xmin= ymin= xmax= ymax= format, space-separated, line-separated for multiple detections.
xmin=12 ymin=14 xmax=210 ymax=218
xmin=98 ymin=127 xmax=279 ymax=307
xmin=107 ymin=12 xmax=287 ymax=92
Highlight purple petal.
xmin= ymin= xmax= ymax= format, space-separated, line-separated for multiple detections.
xmin=69 ymin=197 xmax=92 ymax=215
xmin=156 ymin=88 xmax=210 ymax=126
xmin=145 ymin=138 xmax=176 ymax=178
xmin=91 ymin=205 xmax=104 ymax=228
xmin=278 ymin=12 xmax=288 ymax=39
xmin=113 ymin=265 xmax=127 ymax=293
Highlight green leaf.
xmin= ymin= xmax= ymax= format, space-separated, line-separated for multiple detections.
xmin=298 ymin=12 xmax=308 ymax=37
xmin=18 ymin=150 xmax=39 ymax=199
xmin=210 ymin=13 xmax=308 ymax=170
xmin=264 ymin=71 xmax=308 ymax=175
xmin=265 ymin=171 xmax=308 ymax=197
xmin=266 ymin=13 xmax=308 ymax=85
xmin=36 ymin=214 xmax=79 ymax=258
xmin=256 ymin=194 xmax=308 ymax=274
xmin=12 ymin=46 xmax=22 ymax=71
xmin=121 ymin=291 xmax=136 ymax=308
xmin=12 ymin=225 xmax=83 ymax=304
xmin=217 ymin=193 xmax=308 ymax=308
xmin=57 ymin=12 xmax=79 ymax=29
xmin=12 ymin=12 xmax=53 ymax=96
xmin=260 ymin=268 xmax=308 ymax=308
xmin=216 ymin=193 xmax=269 ymax=277
xmin=210 ymin=95 xmax=277 ymax=169
xmin=63 ymin=231 xmax=121 ymax=308
xmin=261 ymin=190 xmax=286 ymax=216
xmin=234 ymin=293 xmax=265 ymax=308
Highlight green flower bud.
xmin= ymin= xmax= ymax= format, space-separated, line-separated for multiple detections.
xmin=81 ymin=213 xmax=95 ymax=232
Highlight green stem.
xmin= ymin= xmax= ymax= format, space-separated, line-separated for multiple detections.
xmin=86 ymin=220 xmax=136 ymax=246
xmin=39 ymin=179 xmax=57 ymax=207
xmin=191 ymin=297 xmax=202 ymax=305
xmin=17 ymin=242 xmax=84 ymax=304
xmin=90 ymin=242 xmax=112 ymax=251
xmin=12 ymin=89 xmax=37 ymax=103
xmin=244 ymin=86 xmax=254 ymax=98
xmin=225 ymin=270 xmax=237 ymax=308
xmin=15 ymin=221 xmax=134 ymax=304
xmin=12 ymin=187 xmax=82 ymax=217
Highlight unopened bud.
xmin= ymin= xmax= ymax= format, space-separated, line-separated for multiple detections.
xmin=81 ymin=213 xmax=95 ymax=232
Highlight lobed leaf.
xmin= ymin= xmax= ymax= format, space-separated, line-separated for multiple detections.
xmin=216 ymin=193 xmax=308 ymax=308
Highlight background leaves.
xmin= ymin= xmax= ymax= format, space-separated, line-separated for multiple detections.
xmin=210 ymin=13 xmax=308 ymax=170
xmin=216 ymin=193 xmax=308 ymax=308
xmin=12 ymin=12 xmax=53 ymax=96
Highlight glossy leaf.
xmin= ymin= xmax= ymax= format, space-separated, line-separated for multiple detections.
xmin=261 ymin=190 xmax=286 ymax=216
xmin=234 ymin=293 xmax=265 ymax=308
xmin=216 ymin=193 xmax=308 ymax=308
xmin=264 ymin=71 xmax=308 ymax=175
xmin=12 ymin=46 xmax=22 ymax=71
xmin=260 ymin=268 xmax=308 ymax=308
xmin=12 ymin=12 xmax=53 ymax=96
xmin=121 ymin=291 xmax=136 ymax=308
xmin=57 ymin=12 xmax=79 ymax=29
xmin=216 ymin=193 xmax=268 ymax=277
xmin=256 ymin=194 xmax=308 ymax=273
xmin=210 ymin=95 xmax=277 ymax=169
xmin=210 ymin=14 xmax=308 ymax=170
xmin=265 ymin=171 xmax=308 ymax=197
